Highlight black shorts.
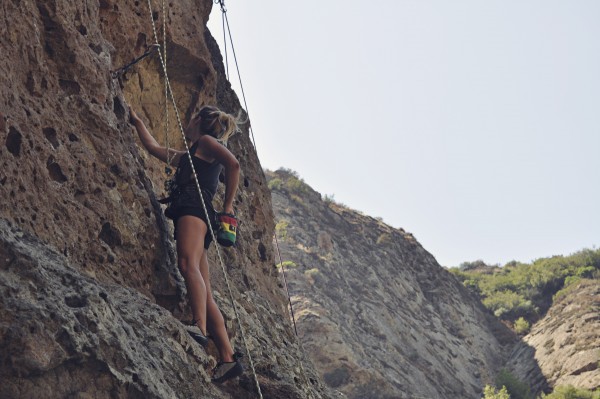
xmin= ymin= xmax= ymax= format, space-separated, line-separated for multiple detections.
xmin=164 ymin=186 xmax=218 ymax=249
xmin=173 ymin=206 xmax=218 ymax=249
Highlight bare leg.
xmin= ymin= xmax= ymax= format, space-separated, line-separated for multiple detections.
xmin=199 ymin=251 xmax=235 ymax=362
xmin=176 ymin=216 xmax=208 ymax=334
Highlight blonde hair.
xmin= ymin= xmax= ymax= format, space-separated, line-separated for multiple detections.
xmin=193 ymin=105 xmax=244 ymax=143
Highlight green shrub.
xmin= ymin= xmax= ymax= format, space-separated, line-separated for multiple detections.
xmin=463 ymin=279 xmax=482 ymax=295
xmin=553 ymin=276 xmax=582 ymax=302
xmin=514 ymin=317 xmax=530 ymax=335
xmin=459 ymin=259 xmax=489 ymax=271
xmin=482 ymin=290 xmax=535 ymax=319
xmin=277 ymin=260 xmax=298 ymax=269
xmin=268 ymin=178 xmax=283 ymax=191
xmin=285 ymin=176 xmax=309 ymax=194
xmin=290 ymin=193 xmax=306 ymax=207
xmin=495 ymin=369 xmax=532 ymax=399
xmin=483 ymin=385 xmax=511 ymax=399
xmin=305 ymin=268 xmax=320 ymax=277
xmin=505 ymin=260 xmax=520 ymax=268
xmin=275 ymin=220 xmax=289 ymax=240
xmin=540 ymin=385 xmax=600 ymax=399
xmin=576 ymin=266 xmax=596 ymax=278
xmin=376 ymin=233 xmax=392 ymax=245
xmin=270 ymin=168 xmax=311 ymax=195
xmin=276 ymin=167 xmax=299 ymax=178
xmin=454 ymin=248 xmax=600 ymax=325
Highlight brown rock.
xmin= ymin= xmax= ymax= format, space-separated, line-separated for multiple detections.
xmin=0 ymin=1 xmax=333 ymax=398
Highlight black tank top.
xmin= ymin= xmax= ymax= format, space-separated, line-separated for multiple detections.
xmin=175 ymin=141 xmax=222 ymax=200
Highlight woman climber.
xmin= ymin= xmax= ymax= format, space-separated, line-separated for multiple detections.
xmin=129 ymin=105 xmax=244 ymax=384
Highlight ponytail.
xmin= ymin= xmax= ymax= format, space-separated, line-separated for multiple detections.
xmin=215 ymin=110 xmax=244 ymax=142
xmin=194 ymin=106 xmax=244 ymax=143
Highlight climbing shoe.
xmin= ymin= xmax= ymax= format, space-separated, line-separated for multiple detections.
xmin=211 ymin=352 xmax=244 ymax=384
xmin=184 ymin=320 xmax=209 ymax=347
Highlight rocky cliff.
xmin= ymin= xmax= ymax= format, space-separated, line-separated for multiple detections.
xmin=2 ymin=2 xmax=591 ymax=399
xmin=0 ymin=1 xmax=331 ymax=398
xmin=508 ymin=280 xmax=600 ymax=393
xmin=267 ymin=169 xmax=518 ymax=399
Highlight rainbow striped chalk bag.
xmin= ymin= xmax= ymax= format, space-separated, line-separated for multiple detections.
xmin=217 ymin=213 xmax=238 ymax=247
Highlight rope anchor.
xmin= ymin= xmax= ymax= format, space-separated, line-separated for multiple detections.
xmin=111 ymin=44 xmax=160 ymax=79
xmin=214 ymin=0 xmax=227 ymax=13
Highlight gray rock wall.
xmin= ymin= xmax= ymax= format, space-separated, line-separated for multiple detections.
xmin=268 ymin=169 xmax=516 ymax=399
xmin=507 ymin=280 xmax=600 ymax=393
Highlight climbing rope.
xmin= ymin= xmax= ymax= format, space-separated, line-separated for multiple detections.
xmin=217 ymin=0 xmax=229 ymax=80
xmin=214 ymin=0 xmax=257 ymax=150
xmin=145 ymin=1 xmax=264 ymax=397
xmin=274 ymin=235 xmax=298 ymax=336
xmin=214 ymin=1 xmax=315 ymax=396
xmin=273 ymin=233 xmax=315 ymax=398
xmin=161 ymin=0 xmax=174 ymax=175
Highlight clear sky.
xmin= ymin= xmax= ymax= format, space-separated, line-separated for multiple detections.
xmin=207 ymin=1 xmax=600 ymax=267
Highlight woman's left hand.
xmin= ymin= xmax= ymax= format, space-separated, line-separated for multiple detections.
xmin=129 ymin=108 xmax=140 ymax=124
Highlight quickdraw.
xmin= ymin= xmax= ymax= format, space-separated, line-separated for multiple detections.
xmin=110 ymin=44 xmax=160 ymax=79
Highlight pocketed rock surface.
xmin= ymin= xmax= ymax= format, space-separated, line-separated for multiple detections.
xmin=0 ymin=1 xmax=330 ymax=398
xmin=3 ymin=1 xmax=593 ymax=399
xmin=267 ymin=169 xmax=518 ymax=399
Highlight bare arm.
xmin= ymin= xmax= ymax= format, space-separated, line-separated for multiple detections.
xmin=129 ymin=109 xmax=184 ymax=165
xmin=197 ymin=135 xmax=240 ymax=214
xmin=222 ymin=159 xmax=241 ymax=214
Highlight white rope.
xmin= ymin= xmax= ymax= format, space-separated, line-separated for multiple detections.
xmin=214 ymin=1 xmax=316 ymax=396
xmin=145 ymin=1 xmax=264 ymax=397
xmin=215 ymin=0 xmax=257 ymax=150
xmin=162 ymin=0 xmax=173 ymax=173
xmin=274 ymin=233 xmax=315 ymax=399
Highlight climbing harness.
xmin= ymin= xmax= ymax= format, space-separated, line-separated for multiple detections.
xmin=130 ymin=1 xmax=314 ymax=396
xmin=110 ymin=44 xmax=160 ymax=79
xmin=133 ymin=3 xmax=442 ymax=397
xmin=145 ymin=0 xmax=264 ymax=396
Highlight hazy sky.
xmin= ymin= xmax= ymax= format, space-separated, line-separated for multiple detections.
xmin=207 ymin=1 xmax=600 ymax=267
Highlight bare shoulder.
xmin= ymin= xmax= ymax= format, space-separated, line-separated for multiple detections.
xmin=196 ymin=134 xmax=221 ymax=151
xmin=197 ymin=135 xmax=237 ymax=166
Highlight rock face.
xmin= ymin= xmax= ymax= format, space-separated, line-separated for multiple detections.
xmin=508 ymin=280 xmax=600 ymax=393
xmin=0 ymin=219 xmax=226 ymax=399
xmin=267 ymin=170 xmax=517 ymax=399
xmin=0 ymin=1 xmax=331 ymax=398
xmin=2 ymin=1 xmax=591 ymax=398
